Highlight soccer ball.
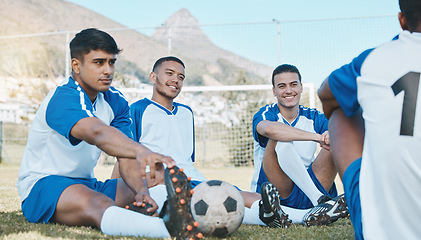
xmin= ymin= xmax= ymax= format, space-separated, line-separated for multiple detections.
xmin=190 ymin=180 xmax=245 ymax=237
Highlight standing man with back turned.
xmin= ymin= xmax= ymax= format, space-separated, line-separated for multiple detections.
xmin=318 ymin=0 xmax=421 ymax=238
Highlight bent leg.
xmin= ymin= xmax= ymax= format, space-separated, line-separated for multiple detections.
xmin=311 ymin=148 xmax=336 ymax=195
xmin=262 ymin=139 xmax=294 ymax=198
xmin=53 ymin=184 xmax=114 ymax=227
xmin=329 ymin=108 xmax=364 ymax=238
xmin=264 ymin=139 xmax=324 ymax=206
xmin=329 ymin=109 xmax=364 ymax=179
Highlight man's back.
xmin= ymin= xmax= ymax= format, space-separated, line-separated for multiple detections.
xmin=330 ymin=30 xmax=421 ymax=239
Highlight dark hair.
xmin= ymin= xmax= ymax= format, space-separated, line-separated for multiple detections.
xmin=70 ymin=28 xmax=122 ymax=61
xmin=152 ymin=56 xmax=185 ymax=72
xmin=271 ymin=64 xmax=301 ymax=86
xmin=400 ymin=0 xmax=421 ymax=30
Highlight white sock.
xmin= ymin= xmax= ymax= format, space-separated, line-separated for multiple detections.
xmin=242 ymin=200 xmax=265 ymax=225
xmin=148 ymin=184 xmax=168 ymax=214
xmin=100 ymin=206 xmax=170 ymax=238
xmin=281 ymin=205 xmax=310 ymax=224
xmin=275 ymin=141 xmax=323 ymax=206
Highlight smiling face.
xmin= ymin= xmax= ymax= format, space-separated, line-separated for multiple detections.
xmin=150 ymin=60 xmax=185 ymax=105
xmin=71 ymin=49 xmax=116 ymax=102
xmin=272 ymin=71 xmax=302 ymax=110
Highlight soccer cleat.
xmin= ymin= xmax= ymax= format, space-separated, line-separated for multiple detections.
xmin=160 ymin=166 xmax=202 ymax=240
xmin=125 ymin=201 xmax=155 ymax=216
xmin=317 ymin=195 xmax=332 ymax=204
xmin=303 ymin=194 xmax=349 ymax=226
xmin=259 ymin=182 xmax=292 ymax=228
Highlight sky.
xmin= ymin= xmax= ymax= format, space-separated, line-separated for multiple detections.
xmin=65 ymin=0 xmax=399 ymax=30
xmin=65 ymin=0 xmax=401 ymax=86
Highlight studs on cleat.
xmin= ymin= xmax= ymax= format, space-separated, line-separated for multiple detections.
xmin=125 ymin=205 xmax=129 ymax=209
xmin=187 ymin=177 xmax=191 ymax=181
xmin=190 ymin=190 xmax=194 ymax=195
xmin=164 ymin=166 xmax=201 ymax=239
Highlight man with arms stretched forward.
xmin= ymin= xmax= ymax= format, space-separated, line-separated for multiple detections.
xmin=17 ymin=28 xmax=201 ymax=239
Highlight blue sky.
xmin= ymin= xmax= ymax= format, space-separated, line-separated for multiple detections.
xmin=65 ymin=0 xmax=401 ymax=86
xmin=66 ymin=0 xmax=399 ymax=29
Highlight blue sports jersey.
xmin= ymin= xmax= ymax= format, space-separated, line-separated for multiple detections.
xmin=130 ymin=98 xmax=206 ymax=181
xmin=328 ymin=30 xmax=421 ymax=239
xmin=251 ymin=104 xmax=328 ymax=192
xmin=17 ymin=77 xmax=132 ymax=202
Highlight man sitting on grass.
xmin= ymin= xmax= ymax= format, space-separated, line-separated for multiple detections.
xmin=16 ymin=28 xmax=202 ymax=239
xmin=111 ymin=56 xmax=349 ymax=228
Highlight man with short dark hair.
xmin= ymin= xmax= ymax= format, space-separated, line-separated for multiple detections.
xmin=16 ymin=28 xmax=200 ymax=239
xmin=252 ymin=64 xmax=338 ymax=211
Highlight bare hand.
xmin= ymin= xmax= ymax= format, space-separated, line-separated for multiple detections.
xmin=134 ymin=192 xmax=159 ymax=217
xmin=136 ymin=149 xmax=175 ymax=179
xmin=320 ymin=131 xmax=331 ymax=151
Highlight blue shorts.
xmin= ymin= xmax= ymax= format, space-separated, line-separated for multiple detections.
xmin=21 ymin=175 xmax=118 ymax=223
xmin=343 ymin=158 xmax=363 ymax=240
xmin=279 ymin=162 xmax=338 ymax=209
xmin=266 ymin=162 xmax=338 ymax=209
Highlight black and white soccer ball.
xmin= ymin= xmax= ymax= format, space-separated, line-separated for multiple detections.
xmin=190 ymin=180 xmax=245 ymax=237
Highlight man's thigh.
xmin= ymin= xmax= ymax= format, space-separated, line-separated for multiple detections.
xmin=279 ymin=164 xmax=337 ymax=209
xmin=262 ymin=139 xmax=295 ymax=196
xmin=22 ymin=176 xmax=117 ymax=226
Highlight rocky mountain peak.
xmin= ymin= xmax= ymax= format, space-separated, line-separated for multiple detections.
xmin=152 ymin=8 xmax=213 ymax=46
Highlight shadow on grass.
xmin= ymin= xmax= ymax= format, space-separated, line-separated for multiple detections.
xmin=0 ymin=210 xmax=106 ymax=239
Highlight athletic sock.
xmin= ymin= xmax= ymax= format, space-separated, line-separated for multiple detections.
xmin=281 ymin=205 xmax=310 ymax=224
xmin=275 ymin=141 xmax=323 ymax=206
xmin=100 ymin=206 xmax=170 ymax=238
xmin=242 ymin=200 xmax=266 ymax=225
xmin=148 ymin=184 xmax=167 ymax=214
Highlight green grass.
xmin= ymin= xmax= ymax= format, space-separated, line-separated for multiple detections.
xmin=0 ymin=164 xmax=354 ymax=239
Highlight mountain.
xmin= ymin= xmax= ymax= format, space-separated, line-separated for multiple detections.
xmin=152 ymin=9 xmax=271 ymax=83
xmin=0 ymin=0 xmax=271 ymax=87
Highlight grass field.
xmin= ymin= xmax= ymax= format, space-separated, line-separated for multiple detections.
xmin=0 ymin=163 xmax=354 ymax=240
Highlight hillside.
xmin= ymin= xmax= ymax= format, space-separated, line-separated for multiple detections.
xmin=0 ymin=0 xmax=271 ymax=86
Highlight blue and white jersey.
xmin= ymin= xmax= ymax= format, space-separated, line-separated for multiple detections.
xmin=251 ymin=104 xmax=328 ymax=192
xmin=17 ymin=77 xmax=132 ymax=202
xmin=130 ymin=98 xmax=206 ymax=182
xmin=328 ymin=30 xmax=421 ymax=239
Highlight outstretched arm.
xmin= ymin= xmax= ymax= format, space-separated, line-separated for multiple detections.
xmin=70 ymin=116 xmax=175 ymax=179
